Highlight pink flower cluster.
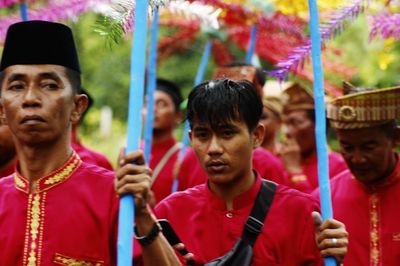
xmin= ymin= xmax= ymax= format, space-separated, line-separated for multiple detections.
xmin=268 ymin=0 xmax=366 ymax=81
xmin=0 ymin=0 xmax=110 ymax=42
xmin=370 ymin=12 xmax=400 ymax=40
xmin=0 ymin=0 xmax=34 ymax=8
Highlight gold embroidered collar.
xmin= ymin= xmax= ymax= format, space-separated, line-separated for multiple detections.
xmin=14 ymin=151 xmax=82 ymax=193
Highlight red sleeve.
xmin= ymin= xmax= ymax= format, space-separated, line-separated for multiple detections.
xmin=329 ymin=152 xmax=348 ymax=178
xmin=177 ymin=151 xmax=191 ymax=191
xmin=177 ymin=149 xmax=207 ymax=191
xmin=252 ymin=148 xmax=287 ymax=185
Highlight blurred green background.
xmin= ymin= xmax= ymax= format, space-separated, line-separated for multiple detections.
xmin=74 ymin=13 xmax=400 ymax=166
xmin=2 ymin=9 xmax=399 ymax=167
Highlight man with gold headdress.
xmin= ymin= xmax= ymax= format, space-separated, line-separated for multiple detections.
xmin=280 ymin=82 xmax=348 ymax=193
xmin=314 ymin=84 xmax=400 ymax=265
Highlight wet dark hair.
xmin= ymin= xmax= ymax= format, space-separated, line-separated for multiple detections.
xmin=156 ymin=78 xmax=182 ymax=110
xmin=187 ymin=79 xmax=263 ymax=132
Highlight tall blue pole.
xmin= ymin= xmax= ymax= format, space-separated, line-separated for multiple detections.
xmin=144 ymin=7 xmax=160 ymax=164
xmin=118 ymin=0 xmax=149 ymax=265
xmin=246 ymin=25 xmax=257 ymax=64
xmin=307 ymin=0 xmax=335 ymax=265
xmin=171 ymin=39 xmax=212 ymax=193
xmin=20 ymin=2 xmax=28 ymax=21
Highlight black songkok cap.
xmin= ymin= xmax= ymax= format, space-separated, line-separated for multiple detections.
xmin=156 ymin=78 xmax=183 ymax=110
xmin=0 ymin=20 xmax=80 ymax=73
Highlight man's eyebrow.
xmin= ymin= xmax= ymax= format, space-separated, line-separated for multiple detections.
xmin=6 ymin=72 xmax=62 ymax=83
xmin=218 ymin=124 xmax=237 ymax=130
xmin=193 ymin=126 xmax=208 ymax=131
xmin=7 ymin=73 xmax=26 ymax=82
xmin=38 ymin=72 xmax=62 ymax=81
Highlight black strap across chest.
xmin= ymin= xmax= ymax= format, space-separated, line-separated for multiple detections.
xmin=241 ymin=180 xmax=277 ymax=246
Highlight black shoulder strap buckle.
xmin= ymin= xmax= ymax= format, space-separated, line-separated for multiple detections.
xmin=242 ymin=180 xmax=277 ymax=246
xmin=245 ymin=216 xmax=264 ymax=234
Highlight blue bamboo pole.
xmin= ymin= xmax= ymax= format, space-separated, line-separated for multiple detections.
xmin=118 ymin=0 xmax=149 ymax=265
xmin=307 ymin=1 xmax=335 ymax=265
xmin=20 ymin=2 xmax=28 ymax=21
xmin=246 ymin=25 xmax=257 ymax=64
xmin=144 ymin=7 xmax=160 ymax=164
xmin=171 ymin=39 xmax=213 ymax=193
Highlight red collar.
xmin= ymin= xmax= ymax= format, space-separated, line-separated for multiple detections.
xmin=206 ymin=172 xmax=262 ymax=211
xmin=14 ymin=151 xmax=82 ymax=194
xmin=152 ymin=137 xmax=177 ymax=151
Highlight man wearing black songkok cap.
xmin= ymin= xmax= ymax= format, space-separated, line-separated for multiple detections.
xmin=0 ymin=20 xmax=179 ymax=265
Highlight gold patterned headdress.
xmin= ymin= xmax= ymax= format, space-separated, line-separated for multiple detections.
xmin=327 ymin=84 xmax=400 ymax=129
xmin=282 ymin=82 xmax=315 ymax=114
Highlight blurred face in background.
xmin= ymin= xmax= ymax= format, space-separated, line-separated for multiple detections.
xmin=259 ymin=106 xmax=281 ymax=144
xmin=283 ymin=110 xmax=316 ymax=157
xmin=143 ymin=90 xmax=182 ymax=136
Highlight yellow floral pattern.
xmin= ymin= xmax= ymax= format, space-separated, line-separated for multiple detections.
xmin=24 ymin=193 xmax=46 ymax=266
xmin=370 ymin=194 xmax=380 ymax=266
xmin=44 ymin=157 xmax=80 ymax=185
xmin=15 ymin=174 xmax=27 ymax=189
xmin=53 ymin=253 xmax=104 ymax=266
xmin=14 ymin=152 xmax=82 ymax=193
xmin=18 ymin=152 xmax=81 ymax=265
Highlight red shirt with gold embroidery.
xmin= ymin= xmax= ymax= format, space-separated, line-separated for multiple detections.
xmin=0 ymin=152 xmax=118 ymax=266
xmin=155 ymin=173 xmax=323 ymax=265
xmin=313 ymin=156 xmax=400 ymax=266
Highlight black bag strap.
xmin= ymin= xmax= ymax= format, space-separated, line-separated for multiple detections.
xmin=241 ymin=180 xmax=277 ymax=247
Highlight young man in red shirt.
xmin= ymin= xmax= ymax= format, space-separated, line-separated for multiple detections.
xmin=122 ymin=79 xmax=348 ymax=265
xmin=177 ymin=65 xmax=287 ymax=191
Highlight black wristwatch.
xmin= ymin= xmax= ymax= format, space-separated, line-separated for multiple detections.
xmin=134 ymin=221 xmax=162 ymax=246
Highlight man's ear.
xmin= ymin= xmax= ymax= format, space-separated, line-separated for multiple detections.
xmin=252 ymin=123 xmax=265 ymax=148
xmin=0 ymin=100 xmax=6 ymax=126
xmin=175 ymin=110 xmax=183 ymax=126
xmin=70 ymin=94 xmax=88 ymax=124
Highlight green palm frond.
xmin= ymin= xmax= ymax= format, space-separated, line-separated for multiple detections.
xmin=94 ymin=0 xmax=134 ymax=48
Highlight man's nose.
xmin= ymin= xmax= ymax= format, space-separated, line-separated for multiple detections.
xmin=22 ymin=87 xmax=41 ymax=108
xmin=207 ymin=135 xmax=223 ymax=155
xmin=350 ymin=149 xmax=367 ymax=164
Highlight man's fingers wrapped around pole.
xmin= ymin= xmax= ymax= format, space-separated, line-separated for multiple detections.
xmin=114 ymin=150 xmax=153 ymax=210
